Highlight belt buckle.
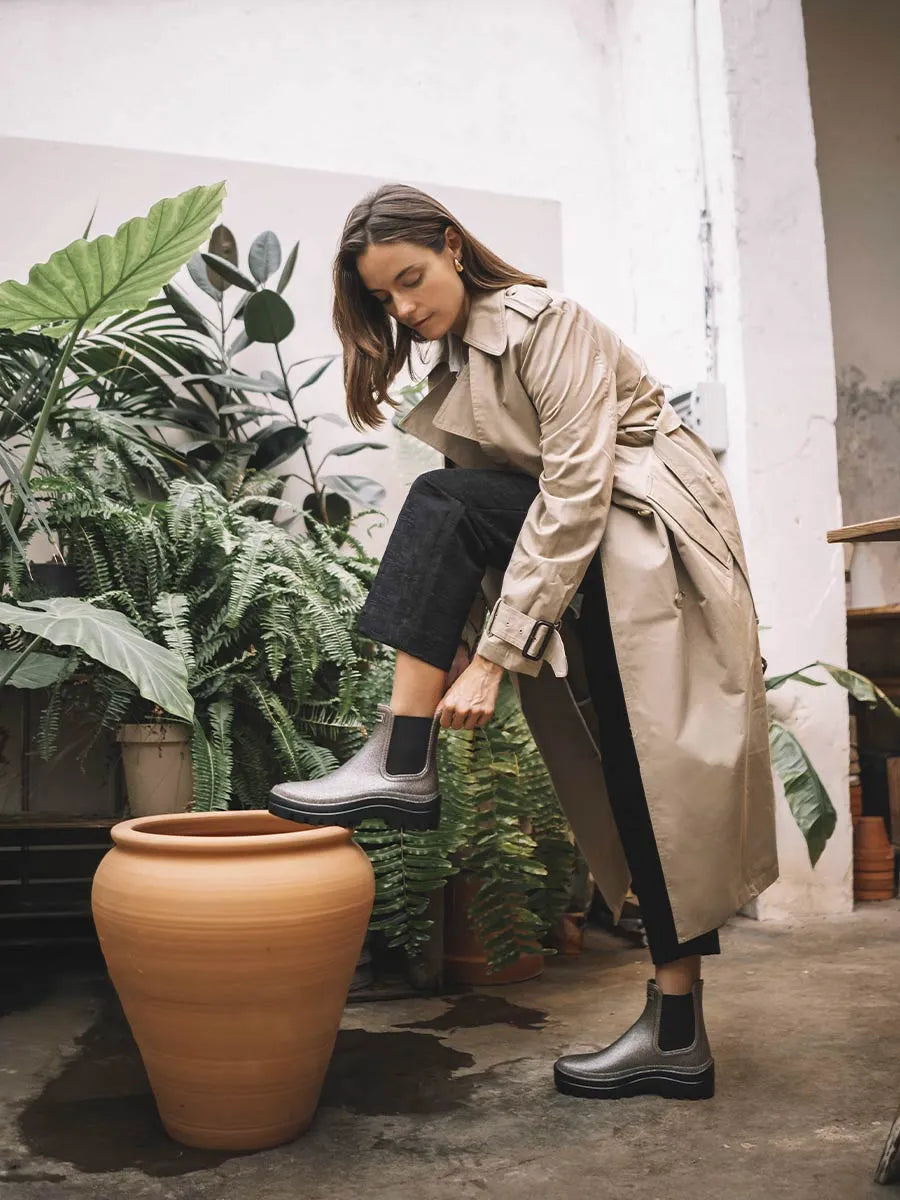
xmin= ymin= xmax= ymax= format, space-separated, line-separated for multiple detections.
xmin=522 ymin=618 xmax=558 ymax=660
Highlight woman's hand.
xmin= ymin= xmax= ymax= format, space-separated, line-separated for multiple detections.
xmin=435 ymin=651 xmax=504 ymax=730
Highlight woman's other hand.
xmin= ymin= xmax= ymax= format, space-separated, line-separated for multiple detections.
xmin=435 ymin=652 xmax=504 ymax=730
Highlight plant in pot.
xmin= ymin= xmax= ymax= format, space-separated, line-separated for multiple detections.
xmin=25 ymin=468 xmax=385 ymax=815
xmin=0 ymin=183 xmax=389 ymax=1149
xmin=765 ymin=658 xmax=900 ymax=866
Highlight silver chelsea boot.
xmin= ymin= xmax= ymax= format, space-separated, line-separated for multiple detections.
xmin=554 ymin=979 xmax=715 ymax=1100
xmin=268 ymin=704 xmax=442 ymax=830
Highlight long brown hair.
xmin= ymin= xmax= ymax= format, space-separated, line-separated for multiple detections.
xmin=332 ymin=183 xmax=546 ymax=431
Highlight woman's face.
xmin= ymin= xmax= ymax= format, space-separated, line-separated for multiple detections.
xmin=356 ymin=231 xmax=470 ymax=341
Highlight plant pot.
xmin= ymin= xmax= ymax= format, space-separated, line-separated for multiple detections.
xmin=854 ymin=816 xmax=892 ymax=854
xmin=849 ymin=782 xmax=863 ymax=825
xmin=116 ymin=721 xmax=193 ymax=816
xmin=91 ymin=810 xmax=374 ymax=1150
xmin=443 ymin=872 xmax=544 ymax=986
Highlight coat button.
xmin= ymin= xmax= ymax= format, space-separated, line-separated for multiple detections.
xmin=674 ymin=590 xmax=686 ymax=608
xmin=635 ymin=507 xmax=651 ymax=517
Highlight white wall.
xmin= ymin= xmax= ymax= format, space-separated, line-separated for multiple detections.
xmin=1 ymin=0 xmax=624 ymax=331
xmin=609 ymin=0 xmax=851 ymax=918
xmin=804 ymin=0 xmax=900 ymax=609
xmin=0 ymin=0 xmax=853 ymax=916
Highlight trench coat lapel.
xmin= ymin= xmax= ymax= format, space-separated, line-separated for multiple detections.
xmin=396 ymin=289 xmax=510 ymax=465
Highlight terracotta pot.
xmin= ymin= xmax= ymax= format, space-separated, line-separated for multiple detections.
xmin=849 ymin=782 xmax=863 ymax=825
xmin=116 ymin=722 xmax=193 ymax=816
xmin=443 ymin=871 xmax=544 ymax=986
xmin=854 ymin=816 xmax=892 ymax=854
xmin=91 ymin=810 xmax=374 ymax=1150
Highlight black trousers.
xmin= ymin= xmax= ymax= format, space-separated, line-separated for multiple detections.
xmin=357 ymin=466 xmax=720 ymax=965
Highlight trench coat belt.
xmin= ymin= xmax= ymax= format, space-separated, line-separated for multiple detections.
xmin=615 ymin=399 xmax=683 ymax=447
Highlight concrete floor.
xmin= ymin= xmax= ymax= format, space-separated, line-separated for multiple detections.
xmin=1 ymin=905 xmax=899 ymax=1200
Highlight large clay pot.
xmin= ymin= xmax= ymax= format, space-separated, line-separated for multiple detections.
xmin=116 ymin=721 xmax=193 ymax=816
xmin=91 ymin=810 xmax=374 ymax=1150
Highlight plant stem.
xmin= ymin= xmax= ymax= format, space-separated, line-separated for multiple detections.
xmin=274 ymin=341 xmax=328 ymax=525
xmin=0 ymin=634 xmax=43 ymax=688
xmin=8 ymin=321 xmax=85 ymax=535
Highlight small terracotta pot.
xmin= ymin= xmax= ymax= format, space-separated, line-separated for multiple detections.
xmin=849 ymin=783 xmax=863 ymax=825
xmin=854 ymin=817 xmax=892 ymax=854
xmin=443 ymin=872 xmax=544 ymax=986
xmin=91 ymin=811 xmax=374 ymax=1150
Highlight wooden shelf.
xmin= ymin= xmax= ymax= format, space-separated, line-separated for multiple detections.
xmin=827 ymin=515 xmax=900 ymax=544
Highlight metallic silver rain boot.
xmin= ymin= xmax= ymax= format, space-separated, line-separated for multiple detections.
xmin=268 ymin=703 xmax=442 ymax=830
xmin=554 ymin=979 xmax=715 ymax=1100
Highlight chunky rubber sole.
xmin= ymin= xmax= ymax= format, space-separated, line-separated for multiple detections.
xmin=554 ymin=1061 xmax=715 ymax=1101
xmin=267 ymin=792 xmax=441 ymax=831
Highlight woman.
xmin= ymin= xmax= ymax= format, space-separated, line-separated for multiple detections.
xmin=269 ymin=183 xmax=779 ymax=1102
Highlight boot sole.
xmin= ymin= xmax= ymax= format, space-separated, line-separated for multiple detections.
xmin=268 ymin=792 xmax=441 ymax=831
xmin=554 ymin=1061 xmax=715 ymax=1101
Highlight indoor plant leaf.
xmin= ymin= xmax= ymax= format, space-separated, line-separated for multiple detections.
xmin=0 ymin=597 xmax=194 ymax=723
xmin=276 ymin=241 xmax=299 ymax=294
xmin=248 ymin=231 xmax=282 ymax=284
xmin=768 ymin=718 xmax=837 ymax=867
xmin=815 ymin=660 xmax=900 ymax=719
xmin=199 ymin=251 xmax=258 ymax=294
xmin=0 ymin=648 xmax=73 ymax=688
xmin=320 ymin=474 xmax=386 ymax=508
xmin=0 ymin=182 xmax=227 ymax=335
xmin=243 ymin=290 xmax=295 ymax=344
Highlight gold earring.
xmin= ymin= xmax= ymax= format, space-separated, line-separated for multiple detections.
xmin=454 ymin=256 xmax=463 ymax=273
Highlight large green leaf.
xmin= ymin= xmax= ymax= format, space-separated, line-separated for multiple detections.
xmin=0 ymin=648 xmax=72 ymax=688
xmin=0 ymin=182 xmax=226 ymax=335
xmin=768 ymin=719 xmax=837 ymax=867
xmin=816 ymin=661 xmax=900 ymax=720
xmin=0 ymin=597 xmax=194 ymax=722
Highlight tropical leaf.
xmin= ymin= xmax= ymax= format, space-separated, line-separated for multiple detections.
xmin=0 ymin=648 xmax=72 ymax=688
xmin=0 ymin=597 xmax=193 ymax=722
xmin=0 ymin=182 xmax=226 ymax=335
xmin=768 ymin=718 xmax=837 ymax=867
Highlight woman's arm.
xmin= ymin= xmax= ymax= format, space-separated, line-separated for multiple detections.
xmin=474 ymin=299 xmax=620 ymax=678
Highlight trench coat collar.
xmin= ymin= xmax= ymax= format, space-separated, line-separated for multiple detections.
xmin=395 ymin=288 xmax=511 ymax=457
xmin=457 ymin=286 xmax=508 ymax=356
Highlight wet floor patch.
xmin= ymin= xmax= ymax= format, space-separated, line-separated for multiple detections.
xmin=394 ymin=992 xmax=548 ymax=1033
xmin=17 ymin=982 xmax=246 ymax=1177
xmin=319 ymin=1029 xmax=477 ymax=1116
xmin=15 ymin=978 xmax=506 ymax=1173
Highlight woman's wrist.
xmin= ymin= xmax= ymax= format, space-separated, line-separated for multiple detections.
xmin=472 ymin=651 xmax=504 ymax=676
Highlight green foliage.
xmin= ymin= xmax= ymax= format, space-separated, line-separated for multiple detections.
xmin=766 ymin=658 xmax=900 ymax=865
xmin=8 ymin=473 xmax=383 ymax=806
xmin=351 ymin=669 xmax=576 ymax=973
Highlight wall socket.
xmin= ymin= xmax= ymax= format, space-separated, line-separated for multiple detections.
xmin=666 ymin=381 xmax=729 ymax=453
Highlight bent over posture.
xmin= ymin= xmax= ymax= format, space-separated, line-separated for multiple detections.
xmin=269 ymin=182 xmax=778 ymax=1102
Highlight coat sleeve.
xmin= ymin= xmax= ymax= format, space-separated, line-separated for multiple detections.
xmin=474 ymin=300 xmax=620 ymax=677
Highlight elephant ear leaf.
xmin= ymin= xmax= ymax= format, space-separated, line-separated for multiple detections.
xmin=0 ymin=181 xmax=227 ymax=336
xmin=0 ymin=597 xmax=194 ymax=723
xmin=768 ymin=719 xmax=836 ymax=867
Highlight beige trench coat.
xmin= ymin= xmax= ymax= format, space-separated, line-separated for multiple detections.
xmin=395 ymin=284 xmax=778 ymax=944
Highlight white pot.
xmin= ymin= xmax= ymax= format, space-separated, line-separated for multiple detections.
xmin=116 ymin=722 xmax=194 ymax=816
